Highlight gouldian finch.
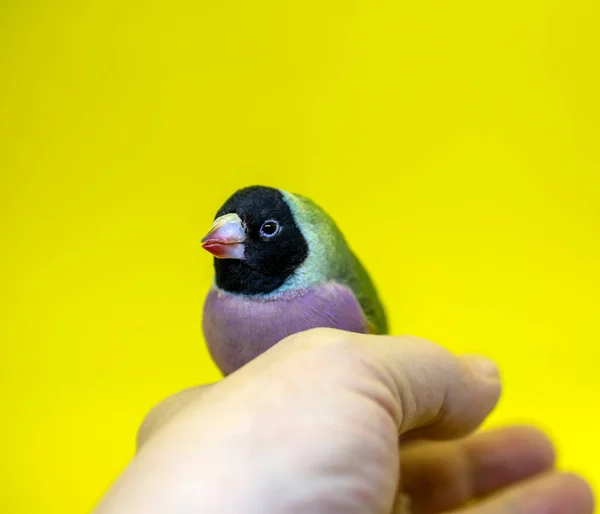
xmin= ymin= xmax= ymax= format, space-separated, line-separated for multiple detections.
xmin=201 ymin=185 xmax=388 ymax=376
xmin=200 ymin=185 xmax=412 ymax=513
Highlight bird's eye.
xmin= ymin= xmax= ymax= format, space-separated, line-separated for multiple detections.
xmin=260 ymin=220 xmax=280 ymax=238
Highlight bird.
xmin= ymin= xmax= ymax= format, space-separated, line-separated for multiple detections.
xmin=200 ymin=185 xmax=410 ymax=514
xmin=200 ymin=185 xmax=388 ymax=376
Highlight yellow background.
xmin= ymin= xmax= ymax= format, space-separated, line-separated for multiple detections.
xmin=1 ymin=1 xmax=599 ymax=512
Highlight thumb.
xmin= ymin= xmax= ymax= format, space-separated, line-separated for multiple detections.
xmin=224 ymin=328 xmax=502 ymax=440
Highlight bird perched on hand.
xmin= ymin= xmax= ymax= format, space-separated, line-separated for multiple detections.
xmin=201 ymin=186 xmax=410 ymax=513
xmin=201 ymin=185 xmax=388 ymax=376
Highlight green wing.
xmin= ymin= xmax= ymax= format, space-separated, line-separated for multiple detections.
xmin=342 ymin=247 xmax=388 ymax=334
xmin=288 ymin=193 xmax=388 ymax=335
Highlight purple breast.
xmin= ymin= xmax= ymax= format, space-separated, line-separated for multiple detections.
xmin=202 ymin=281 xmax=368 ymax=375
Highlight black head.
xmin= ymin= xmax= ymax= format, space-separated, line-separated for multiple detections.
xmin=202 ymin=186 xmax=309 ymax=295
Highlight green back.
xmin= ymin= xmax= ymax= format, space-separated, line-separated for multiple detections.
xmin=281 ymin=191 xmax=388 ymax=334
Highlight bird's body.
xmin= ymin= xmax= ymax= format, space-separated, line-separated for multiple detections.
xmin=201 ymin=185 xmax=387 ymax=375
xmin=203 ymin=281 xmax=368 ymax=375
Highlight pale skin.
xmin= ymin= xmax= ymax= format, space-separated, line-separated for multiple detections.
xmin=94 ymin=329 xmax=594 ymax=514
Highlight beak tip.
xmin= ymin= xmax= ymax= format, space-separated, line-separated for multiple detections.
xmin=200 ymin=213 xmax=246 ymax=259
xmin=202 ymin=241 xmax=245 ymax=260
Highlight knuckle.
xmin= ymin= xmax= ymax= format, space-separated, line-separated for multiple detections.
xmin=136 ymin=405 xmax=160 ymax=449
xmin=279 ymin=327 xmax=368 ymax=367
xmin=135 ymin=385 xmax=212 ymax=449
xmin=306 ymin=328 xmax=365 ymax=357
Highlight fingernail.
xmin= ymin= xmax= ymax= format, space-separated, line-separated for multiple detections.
xmin=464 ymin=355 xmax=500 ymax=379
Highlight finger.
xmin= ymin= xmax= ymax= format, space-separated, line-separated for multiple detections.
xmin=400 ymin=425 xmax=556 ymax=514
xmin=136 ymin=384 xmax=215 ymax=449
xmin=457 ymin=471 xmax=594 ymax=514
xmin=96 ymin=329 xmax=501 ymax=514
xmin=137 ymin=330 xmax=499 ymax=451
xmin=255 ymin=328 xmax=502 ymax=439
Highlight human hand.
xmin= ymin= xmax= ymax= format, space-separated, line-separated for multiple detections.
xmin=94 ymin=329 xmax=594 ymax=514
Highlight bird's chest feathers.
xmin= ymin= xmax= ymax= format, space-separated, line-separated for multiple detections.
xmin=202 ymin=281 xmax=367 ymax=375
